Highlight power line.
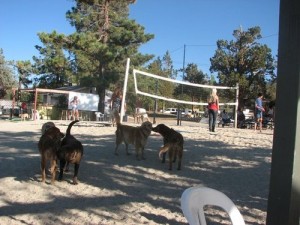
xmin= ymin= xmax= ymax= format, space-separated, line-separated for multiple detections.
xmin=261 ymin=33 xmax=278 ymax=39
xmin=185 ymin=44 xmax=216 ymax=47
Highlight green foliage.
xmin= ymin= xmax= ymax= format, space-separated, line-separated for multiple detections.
xmin=15 ymin=60 xmax=33 ymax=88
xmin=66 ymin=0 xmax=154 ymax=112
xmin=184 ymin=63 xmax=208 ymax=83
xmin=266 ymin=81 xmax=277 ymax=101
xmin=210 ymin=26 xmax=276 ymax=106
xmin=123 ymin=51 xmax=178 ymax=113
xmin=56 ymin=95 xmax=68 ymax=109
xmin=24 ymin=6 xmax=277 ymax=113
xmin=19 ymin=92 xmax=33 ymax=103
xmin=146 ymin=52 xmax=177 ymax=110
xmin=32 ymin=0 xmax=154 ymax=112
xmin=0 ymin=49 xmax=17 ymax=98
xmin=33 ymin=31 xmax=73 ymax=88
xmin=174 ymin=63 xmax=210 ymax=110
xmin=50 ymin=106 xmax=62 ymax=120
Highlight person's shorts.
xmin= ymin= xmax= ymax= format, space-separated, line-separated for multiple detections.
xmin=256 ymin=111 xmax=263 ymax=119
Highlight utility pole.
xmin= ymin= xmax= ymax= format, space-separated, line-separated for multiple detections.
xmin=177 ymin=44 xmax=186 ymax=125
xmin=153 ymin=80 xmax=158 ymax=124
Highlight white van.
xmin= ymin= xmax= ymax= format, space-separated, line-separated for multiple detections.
xmin=163 ymin=108 xmax=177 ymax=114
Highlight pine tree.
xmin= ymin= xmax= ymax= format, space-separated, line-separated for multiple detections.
xmin=34 ymin=0 xmax=154 ymax=112
xmin=210 ymin=26 xmax=276 ymax=106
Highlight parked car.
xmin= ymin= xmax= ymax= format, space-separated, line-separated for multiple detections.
xmin=181 ymin=109 xmax=192 ymax=116
xmin=163 ymin=108 xmax=177 ymax=114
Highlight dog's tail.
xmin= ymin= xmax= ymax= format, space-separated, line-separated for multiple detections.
xmin=158 ymin=143 xmax=172 ymax=158
xmin=113 ymin=110 xmax=121 ymax=126
xmin=66 ymin=120 xmax=79 ymax=136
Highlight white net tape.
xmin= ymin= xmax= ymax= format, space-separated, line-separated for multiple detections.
xmin=132 ymin=69 xmax=239 ymax=107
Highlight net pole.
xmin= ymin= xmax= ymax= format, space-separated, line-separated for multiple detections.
xmin=234 ymin=83 xmax=239 ymax=128
xmin=121 ymin=58 xmax=130 ymax=122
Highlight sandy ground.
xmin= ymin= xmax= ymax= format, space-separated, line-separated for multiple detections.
xmin=0 ymin=117 xmax=273 ymax=225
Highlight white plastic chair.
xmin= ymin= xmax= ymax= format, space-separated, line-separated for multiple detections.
xmin=181 ymin=187 xmax=245 ymax=225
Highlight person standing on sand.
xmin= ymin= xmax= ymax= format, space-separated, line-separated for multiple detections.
xmin=207 ymin=88 xmax=219 ymax=132
xmin=70 ymin=96 xmax=80 ymax=120
xmin=111 ymin=84 xmax=123 ymax=113
xmin=254 ymin=93 xmax=264 ymax=132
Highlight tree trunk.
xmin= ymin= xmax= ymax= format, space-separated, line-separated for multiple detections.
xmin=98 ymin=87 xmax=106 ymax=113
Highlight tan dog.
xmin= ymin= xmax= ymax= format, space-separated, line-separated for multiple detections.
xmin=41 ymin=121 xmax=55 ymax=135
xmin=133 ymin=113 xmax=143 ymax=124
xmin=152 ymin=124 xmax=184 ymax=170
xmin=114 ymin=111 xmax=152 ymax=160
xmin=19 ymin=113 xmax=30 ymax=121
xmin=38 ymin=126 xmax=64 ymax=184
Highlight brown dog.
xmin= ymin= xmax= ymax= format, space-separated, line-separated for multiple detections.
xmin=57 ymin=120 xmax=83 ymax=185
xmin=152 ymin=124 xmax=184 ymax=170
xmin=41 ymin=121 xmax=56 ymax=135
xmin=38 ymin=126 xmax=64 ymax=184
xmin=41 ymin=121 xmax=71 ymax=172
xmin=114 ymin=111 xmax=152 ymax=160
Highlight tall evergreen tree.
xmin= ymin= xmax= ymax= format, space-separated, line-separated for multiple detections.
xmin=184 ymin=63 xmax=208 ymax=84
xmin=147 ymin=52 xmax=177 ymax=109
xmin=210 ymin=26 xmax=276 ymax=106
xmin=14 ymin=60 xmax=33 ymax=89
xmin=162 ymin=51 xmax=176 ymax=79
xmin=33 ymin=0 xmax=154 ymax=112
xmin=33 ymin=31 xmax=73 ymax=88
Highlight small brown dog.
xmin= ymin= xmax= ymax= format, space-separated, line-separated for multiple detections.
xmin=57 ymin=120 xmax=83 ymax=185
xmin=38 ymin=126 xmax=64 ymax=184
xmin=152 ymin=124 xmax=184 ymax=170
xmin=114 ymin=111 xmax=152 ymax=160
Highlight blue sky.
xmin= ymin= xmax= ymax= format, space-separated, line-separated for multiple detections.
xmin=0 ymin=0 xmax=280 ymax=75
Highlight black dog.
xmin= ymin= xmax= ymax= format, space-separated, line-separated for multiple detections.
xmin=152 ymin=124 xmax=184 ymax=170
xmin=57 ymin=120 xmax=83 ymax=185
